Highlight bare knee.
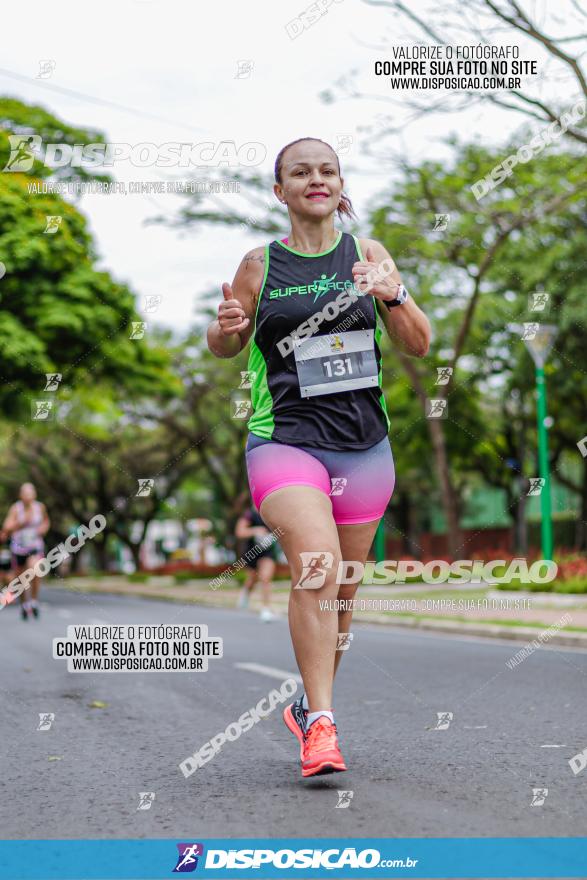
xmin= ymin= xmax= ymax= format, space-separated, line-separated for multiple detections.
xmin=289 ymin=557 xmax=342 ymax=612
xmin=258 ymin=486 xmax=341 ymax=596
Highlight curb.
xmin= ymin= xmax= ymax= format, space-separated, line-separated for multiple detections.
xmin=359 ymin=614 xmax=587 ymax=646
xmin=486 ymin=589 xmax=587 ymax=607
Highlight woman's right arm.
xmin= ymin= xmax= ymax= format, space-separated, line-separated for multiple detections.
xmin=207 ymin=246 xmax=266 ymax=358
xmin=2 ymin=505 xmax=17 ymax=535
xmin=235 ymin=515 xmax=254 ymax=539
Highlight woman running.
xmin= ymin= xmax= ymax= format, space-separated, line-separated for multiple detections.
xmin=207 ymin=137 xmax=430 ymax=778
xmin=235 ymin=504 xmax=278 ymax=622
xmin=3 ymin=483 xmax=50 ymax=619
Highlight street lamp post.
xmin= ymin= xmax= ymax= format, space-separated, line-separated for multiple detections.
xmin=512 ymin=323 xmax=558 ymax=561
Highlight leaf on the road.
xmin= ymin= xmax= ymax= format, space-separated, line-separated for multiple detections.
xmin=47 ymin=755 xmax=63 ymax=761
xmin=88 ymin=700 xmax=108 ymax=709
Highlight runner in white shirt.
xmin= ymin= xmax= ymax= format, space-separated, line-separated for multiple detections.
xmin=3 ymin=483 xmax=50 ymax=619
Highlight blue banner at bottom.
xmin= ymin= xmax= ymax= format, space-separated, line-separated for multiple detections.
xmin=0 ymin=838 xmax=586 ymax=879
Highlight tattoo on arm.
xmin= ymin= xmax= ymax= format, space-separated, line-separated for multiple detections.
xmin=243 ymin=252 xmax=265 ymax=270
xmin=236 ymin=251 xmax=265 ymax=317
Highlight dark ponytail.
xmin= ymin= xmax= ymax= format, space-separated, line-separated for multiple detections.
xmin=274 ymin=137 xmax=357 ymax=222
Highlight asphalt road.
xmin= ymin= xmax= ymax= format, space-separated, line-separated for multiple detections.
xmin=1 ymin=587 xmax=586 ymax=840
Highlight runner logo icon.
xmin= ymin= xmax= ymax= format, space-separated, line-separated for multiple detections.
xmin=173 ymin=843 xmax=204 ymax=872
xmin=293 ymin=551 xmax=334 ymax=589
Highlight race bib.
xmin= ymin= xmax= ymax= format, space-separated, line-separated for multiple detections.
xmin=18 ymin=527 xmax=38 ymax=547
xmin=293 ymin=329 xmax=379 ymax=398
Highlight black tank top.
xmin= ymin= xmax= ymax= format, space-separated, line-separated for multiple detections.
xmin=246 ymin=230 xmax=390 ymax=451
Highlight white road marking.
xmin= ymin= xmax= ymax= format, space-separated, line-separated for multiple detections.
xmin=234 ymin=662 xmax=302 ymax=684
xmin=541 ymin=744 xmax=567 ymax=748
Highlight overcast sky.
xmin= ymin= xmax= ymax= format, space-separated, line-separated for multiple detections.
xmin=0 ymin=0 xmax=575 ymax=331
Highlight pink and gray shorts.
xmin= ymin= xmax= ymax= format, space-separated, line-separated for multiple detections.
xmin=245 ymin=433 xmax=395 ymax=525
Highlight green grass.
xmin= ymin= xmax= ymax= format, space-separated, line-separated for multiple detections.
xmin=551 ymin=579 xmax=587 ymax=594
xmin=495 ymin=578 xmax=587 ymax=594
xmin=173 ymin=572 xmax=197 ymax=584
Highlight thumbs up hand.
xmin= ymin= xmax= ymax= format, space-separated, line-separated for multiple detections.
xmin=218 ymin=282 xmax=250 ymax=336
xmin=352 ymin=244 xmax=400 ymax=303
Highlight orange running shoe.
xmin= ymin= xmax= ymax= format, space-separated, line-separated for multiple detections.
xmin=301 ymin=716 xmax=347 ymax=778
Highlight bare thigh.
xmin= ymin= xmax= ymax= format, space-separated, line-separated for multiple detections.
xmin=260 ymin=485 xmax=343 ymax=708
xmin=259 ymin=486 xmax=341 ymax=582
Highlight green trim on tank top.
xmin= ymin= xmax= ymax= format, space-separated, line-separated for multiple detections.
xmin=246 ymin=242 xmax=275 ymax=439
xmin=274 ymin=229 xmax=342 ymax=258
xmin=352 ymin=234 xmax=364 ymax=261
xmin=253 ymin=243 xmax=270 ymax=326
xmin=246 ymin=339 xmax=275 ymax=438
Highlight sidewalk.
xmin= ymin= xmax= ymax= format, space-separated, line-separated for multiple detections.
xmin=42 ymin=576 xmax=587 ymax=647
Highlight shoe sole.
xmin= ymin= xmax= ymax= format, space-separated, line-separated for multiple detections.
xmin=302 ymin=759 xmax=347 ymax=778
xmin=283 ymin=704 xmax=305 ymax=760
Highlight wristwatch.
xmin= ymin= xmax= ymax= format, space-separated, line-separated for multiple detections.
xmin=383 ymin=284 xmax=409 ymax=310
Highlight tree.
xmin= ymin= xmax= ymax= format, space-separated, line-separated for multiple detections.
xmin=0 ymin=96 xmax=114 ymax=185
xmin=369 ymin=142 xmax=587 ymax=554
xmin=326 ymin=0 xmax=587 ymax=148
xmin=0 ymin=99 xmax=173 ymax=414
xmin=478 ymin=176 xmax=587 ymax=548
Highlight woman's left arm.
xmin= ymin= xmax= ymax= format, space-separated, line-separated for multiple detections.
xmin=355 ymin=238 xmax=431 ymax=358
xmin=38 ymin=504 xmax=51 ymax=537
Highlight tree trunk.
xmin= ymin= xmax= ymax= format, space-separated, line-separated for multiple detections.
xmin=93 ymin=536 xmax=110 ymax=572
xmin=129 ymin=541 xmax=142 ymax=571
xmin=406 ymin=493 xmax=422 ymax=558
xmin=395 ymin=353 xmax=462 ymax=558
xmin=395 ymin=490 xmax=421 ymax=557
xmin=427 ymin=418 xmax=463 ymax=558
xmin=395 ymin=491 xmax=409 ymax=555
xmin=69 ymin=542 xmax=81 ymax=574
xmin=576 ymin=462 xmax=587 ymax=551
